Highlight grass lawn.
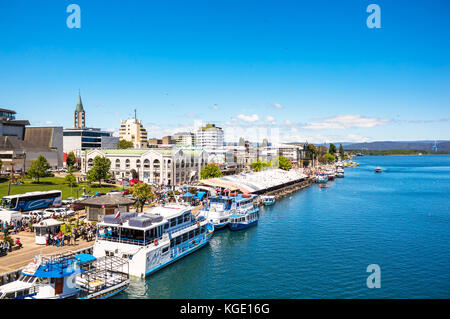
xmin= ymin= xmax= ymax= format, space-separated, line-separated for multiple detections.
xmin=0 ymin=176 xmax=121 ymax=199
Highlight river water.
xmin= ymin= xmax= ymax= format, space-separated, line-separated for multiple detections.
xmin=115 ymin=155 xmax=450 ymax=299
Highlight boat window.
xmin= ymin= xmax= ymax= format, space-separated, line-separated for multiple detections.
xmin=201 ymin=226 xmax=205 ymax=233
xmin=170 ymin=239 xmax=175 ymax=247
xmin=175 ymin=236 xmax=181 ymax=245
xmin=170 ymin=218 xmax=176 ymax=227
xmin=183 ymin=213 xmax=190 ymax=222
xmin=162 ymin=247 xmax=169 ymax=254
xmin=182 ymin=233 xmax=188 ymax=242
xmin=188 ymin=230 xmax=194 ymax=239
xmin=164 ymin=222 xmax=169 ymax=229
xmin=195 ymin=229 xmax=200 ymax=236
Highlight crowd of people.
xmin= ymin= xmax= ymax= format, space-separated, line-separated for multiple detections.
xmin=0 ymin=213 xmax=97 ymax=256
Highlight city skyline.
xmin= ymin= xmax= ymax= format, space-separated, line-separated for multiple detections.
xmin=1 ymin=0 xmax=449 ymax=143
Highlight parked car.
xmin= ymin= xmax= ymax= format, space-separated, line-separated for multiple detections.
xmin=61 ymin=197 xmax=76 ymax=205
xmin=44 ymin=208 xmax=75 ymax=218
xmin=120 ymin=188 xmax=130 ymax=195
xmin=94 ymin=192 xmax=105 ymax=197
xmin=70 ymin=202 xmax=85 ymax=211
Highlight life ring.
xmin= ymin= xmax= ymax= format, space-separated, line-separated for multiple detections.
xmin=196 ymin=221 xmax=200 ymax=227
xmin=153 ymin=238 xmax=158 ymax=246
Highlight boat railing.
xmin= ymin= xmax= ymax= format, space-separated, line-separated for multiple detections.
xmin=97 ymin=235 xmax=151 ymax=246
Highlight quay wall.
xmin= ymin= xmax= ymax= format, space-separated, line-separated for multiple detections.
xmin=255 ymin=176 xmax=314 ymax=205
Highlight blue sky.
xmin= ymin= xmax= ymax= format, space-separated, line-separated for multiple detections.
xmin=0 ymin=0 xmax=449 ymax=143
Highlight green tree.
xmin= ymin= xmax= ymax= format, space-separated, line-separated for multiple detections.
xmin=27 ymin=155 xmax=51 ymax=183
xmin=200 ymin=163 xmax=223 ymax=179
xmin=328 ymin=143 xmax=337 ymax=154
xmin=130 ymin=182 xmax=155 ymax=212
xmin=118 ymin=139 xmax=134 ymax=149
xmin=278 ymin=156 xmax=292 ymax=171
xmin=339 ymin=144 xmax=345 ymax=158
xmin=66 ymin=151 xmax=77 ymax=168
xmin=65 ymin=166 xmax=77 ymax=196
xmin=319 ymin=153 xmax=335 ymax=164
xmin=305 ymin=144 xmax=317 ymax=160
xmin=250 ymin=159 xmax=263 ymax=172
xmin=86 ymin=156 xmax=111 ymax=186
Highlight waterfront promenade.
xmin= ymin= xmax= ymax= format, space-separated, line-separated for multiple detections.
xmin=0 ymin=231 xmax=93 ymax=273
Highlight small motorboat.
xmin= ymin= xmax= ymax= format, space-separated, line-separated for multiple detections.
xmin=261 ymin=195 xmax=276 ymax=206
xmin=375 ymin=167 xmax=382 ymax=173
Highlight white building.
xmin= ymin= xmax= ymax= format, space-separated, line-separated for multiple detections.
xmin=194 ymin=124 xmax=224 ymax=149
xmin=173 ymin=132 xmax=195 ymax=146
xmin=82 ymin=148 xmax=208 ymax=186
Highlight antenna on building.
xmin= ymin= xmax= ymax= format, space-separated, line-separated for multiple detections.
xmin=134 ymin=109 xmax=137 ymax=120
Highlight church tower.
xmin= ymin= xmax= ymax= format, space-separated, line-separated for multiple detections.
xmin=74 ymin=91 xmax=86 ymax=129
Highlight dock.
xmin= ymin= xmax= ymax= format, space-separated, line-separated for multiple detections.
xmin=0 ymin=231 xmax=94 ymax=285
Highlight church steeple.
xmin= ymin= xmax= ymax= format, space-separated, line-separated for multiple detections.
xmin=74 ymin=90 xmax=86 ymax=129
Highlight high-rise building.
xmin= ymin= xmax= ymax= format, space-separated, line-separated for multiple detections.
xmin=195 ymin=124 xmax=224 ymax=149
xmin=119 ymin=111 xmax=148 ymax=148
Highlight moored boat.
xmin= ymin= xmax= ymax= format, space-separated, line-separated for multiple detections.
xmin=198 ymin=195 xmax=236 ymax=229
xmin=229 ymin=194 xmax=259 ymax=231
xmin=93 ymin=205 xmax=214 ymax=278
xmin=315 ymin=172 xmax=328 ymax=183
xmin=0 ymin=252 xmax=129 ymax=299
xmin=336 ymin=166 xmax=345 ymax=178
xmin=260 ymin=195 xmax=276 ymax=206
xmin=375 ymin=167 xmax=382 ymax=173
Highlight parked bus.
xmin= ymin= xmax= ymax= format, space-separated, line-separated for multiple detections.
xmin=0 ymin=191 xmax=62 ymax=212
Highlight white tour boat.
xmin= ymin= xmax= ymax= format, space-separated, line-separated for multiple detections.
xmin=93 ymin=205 xmax=214 ymax=278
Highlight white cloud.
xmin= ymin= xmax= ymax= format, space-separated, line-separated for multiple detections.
xmin=184 ymin=113 xmax=196 ymax=118
xmin=269 ymin=103 xmax=283 ymax=109
xmin=264 ymin=115 xmax=276 ymax=124
xmin=236 ymin=114 xmax=259 ymax=123
xmin=302 ymin=114 xmax=391 ymax=130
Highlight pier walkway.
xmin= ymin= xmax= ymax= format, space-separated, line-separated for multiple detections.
xmin=0 ymin=231 xmax=93 ymax=273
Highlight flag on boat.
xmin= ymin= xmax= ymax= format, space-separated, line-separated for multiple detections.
xmin=114 ymin=211 xmax=121 ymax=219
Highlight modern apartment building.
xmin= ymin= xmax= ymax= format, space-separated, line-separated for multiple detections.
xmin=194 ymin=124 xmax=224 ymax=149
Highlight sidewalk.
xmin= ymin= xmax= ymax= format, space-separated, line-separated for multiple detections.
xmin=0 ymin=231 xmax=93 ymax=273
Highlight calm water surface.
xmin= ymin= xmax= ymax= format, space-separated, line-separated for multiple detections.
xmin=115 ymin=155 xmax=450 ymax=299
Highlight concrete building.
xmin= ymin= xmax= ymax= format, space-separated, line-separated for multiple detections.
xmin=24 ymin=126 xmax=64 ymax=168
xmin=82 ymin=148 xmax=208 ymax=186
xmin=194 ymin=124 xmax=224 ymax=149
xmin=0 ymin=136 xmax=59 ymax=172
xmin=119 ymin=111 xmax=148 ymax=148
xmin=173 ymin=132 xmax=195 ymax=146
xmin=0 ymin=108 xmax=30 ymax=140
